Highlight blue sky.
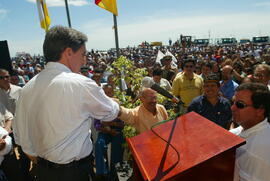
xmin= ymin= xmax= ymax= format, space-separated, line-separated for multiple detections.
xmin=0 ymin=0 xmax=270 ymax=56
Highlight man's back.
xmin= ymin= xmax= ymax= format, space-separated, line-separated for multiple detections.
xmin=14 ymin=62 xmax=119 ymax=164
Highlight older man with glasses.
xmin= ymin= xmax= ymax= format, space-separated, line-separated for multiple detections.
xmin=230 ymin=82 xmax=270 ymax=181
xmin=172 ymin=58 xmax=203 ymax=112
xmin=253 ymin=63 xmax=270 ymax=90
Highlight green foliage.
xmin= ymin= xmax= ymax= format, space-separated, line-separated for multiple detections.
xmin=108 ymin=56 xmax=147 ymax=137
xmin=109 ymin=56 xmax=148 ymax=159
xmin=108 ymin=56 xmax=147 ymax=109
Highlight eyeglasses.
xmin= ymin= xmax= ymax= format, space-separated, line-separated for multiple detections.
xmin=0 ymin=75 xmax=10 ymax=80
xmin=184 ymin=65 xmax=194 ymax=68
xmin=232 ymin=100 xmax=253 ymax=109
xmin=254 ymin=73 xmax=267 ymax=78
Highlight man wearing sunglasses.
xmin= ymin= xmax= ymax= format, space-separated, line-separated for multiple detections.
xmin=230 ymin=82 xmax=270 ymax=181
xmin=188 ymin=74 xmax=232 ymax=129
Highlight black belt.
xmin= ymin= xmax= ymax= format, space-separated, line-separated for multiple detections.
xmin=37 ymin=154 xmax=91 ymax=169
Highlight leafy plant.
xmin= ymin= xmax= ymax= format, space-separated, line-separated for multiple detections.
xmin=108 ymin=56 xmax=148 ymax=159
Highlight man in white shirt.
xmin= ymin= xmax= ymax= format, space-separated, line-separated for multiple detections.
xmin=14 ymin=26 xmax=120 ymax=181
xmin=230 ymin=82 xmax=270 ymax=181
xmin=152 ymin=68 xmax=172 ymax=91
xmin=0 ymin=69 xmax=22 ymax=115
xmin=0 ymin=103 xmax=12 ymax=135
xmin=0 ymin=126 xmax=12 ymax=181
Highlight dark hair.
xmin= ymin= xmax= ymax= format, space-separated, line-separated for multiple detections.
xmin=43 ymin=26 xmax=88 ymax=63
xmin=233 ymin=62 xmax=243 ymax=72
xmin=182 ymin=58 xmax=196 ymax=69
xmin=201 ymin=61 xmax=213 ymax=70
xmin=162 ymin=55 xmax=172 ymax=61
xmin=236 ymin=82 xmax=270 ymax=119
xmin=152 ymin=68 xmax=163 ymax=76
xmin=93 ymin=68 xmax=104 ymax=74
xmin=204 ymin=74 xmax=220 ymax=87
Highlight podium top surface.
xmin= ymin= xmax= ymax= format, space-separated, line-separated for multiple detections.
xmin=127 ymin=112 xmax=245 ymax=181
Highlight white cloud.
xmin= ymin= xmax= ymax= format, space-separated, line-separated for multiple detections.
xmin=26 ymin=0 xmax=89 ymax=7
xmin=0 ymin=9 xmax=8 ymax=19
xmin=8 ymin=40 xmax=43 ymax=57
xmin=10 ymin=11 xmax=270 ymax=56
xmin=80 ymin=12 xmax=270 ymax=50
xmin=253 ymin=2 xmax=270 ymax=7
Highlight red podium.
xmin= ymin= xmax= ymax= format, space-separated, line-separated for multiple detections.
xmin=126 ymin=112 xmax=245 ymax=181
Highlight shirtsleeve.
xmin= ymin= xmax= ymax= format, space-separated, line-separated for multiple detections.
xmin=118 ymin=107 xmax=137 ymax=125
xmin=171 ymin=77 xmax=180 ymax=97
xmin=0 ymin=127 xmax=12 ymax=156
xmin=4 ymin=109 xmax=13 ymax=121
xmin=81 ymin=79 xmax=120 ymax=122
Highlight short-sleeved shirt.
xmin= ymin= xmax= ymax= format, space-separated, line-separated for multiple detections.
xmin=188 ymin=95 xmax=232 ymax=129
xmin=230 ymin=120 xmax=270 ymax=181
xmin=119 ymin=104 xmax=168 ymax=134
xmin=0 ymin=103 xmax=13 ymax=128
xmin=0 ymin=84 xmax=21 ymax=114
xmin=172 ymin=73 xmax=203 ymax=107
xmin=220 ymin=79 xmax=238 ymax=101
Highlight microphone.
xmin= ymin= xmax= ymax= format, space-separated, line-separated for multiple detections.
xmin=151 ymin=83 xmax=174 ymax=99
xmin=142 ymin=77 xmax=180 ymax=102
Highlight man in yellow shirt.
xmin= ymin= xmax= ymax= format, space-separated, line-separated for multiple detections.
xmin=172 ymin=58 xmax=204 ymax=109
xmin=119 ymin=88 xmax=168 ymax=134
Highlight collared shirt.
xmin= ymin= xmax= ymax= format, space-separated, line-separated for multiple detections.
xmin=0 ymin=84 xmax=21 ymax=114
xmin=13 ymin=62 xmax=119 ymax=164
xmin=154 ymin=77 xmax=172 ymax=92
xmin=0 ymin=126 xmax=12 ymax=165
xmin=0 ymin=103 xmax=13 ymax=128
xmin=172 ymin=73 xmax=204 ymax=107
xmin=119 ymin=104 xmax=168 ymax=134
xmin=187 ymin=95 xmax=232 ymax=129
xmin=230 ymin=120 xmax=270 ymax=181
xmin=220 ymin=79 xmax=238 ymax=101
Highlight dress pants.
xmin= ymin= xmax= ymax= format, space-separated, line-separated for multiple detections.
xmin=36 ymin=156 xmax=92 ymax=181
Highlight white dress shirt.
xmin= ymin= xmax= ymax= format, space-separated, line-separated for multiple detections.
xmin=0 ymin=127 xmax=12 ymax=165
xmin=13 ymin=62 xmax=119 ymax=164
xmin=0 ymin=102 xmax=13 ymax=128
xmin=0 ymin=84 xmax=21 ymax=114
xmin=230 ymin=119 xmax=270 ymax=181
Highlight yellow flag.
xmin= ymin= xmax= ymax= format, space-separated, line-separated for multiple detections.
xmin=95 ymin=0 xmax=118 ymax=16
xmin=36 ymin=0 xmax=51 ymax=32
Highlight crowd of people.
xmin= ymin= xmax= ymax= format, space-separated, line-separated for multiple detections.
xmin=0 ymin=25 xmax=270 ymax=181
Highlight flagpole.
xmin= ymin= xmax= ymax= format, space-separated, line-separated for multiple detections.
xmin=64 ymin=0 xmax=72 ymax=28
xmin=113 ymin=14 xmax=120 ymax=58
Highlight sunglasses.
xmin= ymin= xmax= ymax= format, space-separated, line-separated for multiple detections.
xmin=232 ymin=100 xmax=253 ymax=109
xmin=0 ymin=75 xmax=10 ymax=80
xmin=184 ymin=65 xmax=194 ymax=68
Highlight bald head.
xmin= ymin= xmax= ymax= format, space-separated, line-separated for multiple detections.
xmin=222 ymin=65 xmax=233 ymax=81
xmin=139 ymin=87 xmax=156 ymax=98
xmin=139 ymin=87 xmax=157 ymax=113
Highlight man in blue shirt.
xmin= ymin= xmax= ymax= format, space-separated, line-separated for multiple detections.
xmin=220 ymin=65 xmax=238 ymax=101
xmin=188 ymin=74 xmax=232 ymax=129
